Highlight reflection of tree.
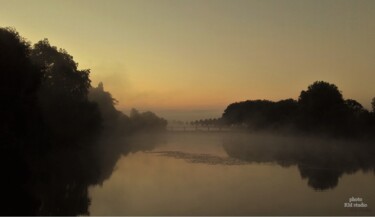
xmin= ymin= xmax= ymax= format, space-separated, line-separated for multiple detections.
xmin=298 ymin=167 xmax=341 ymax=190
xmin=223 ymin=134 xmax=375 ymax=190
xmin=1 ymin=133 xmax=165 ymax=215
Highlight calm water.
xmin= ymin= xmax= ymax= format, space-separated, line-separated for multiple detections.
xmin=88 ymin=132 xmax=375 ymax=215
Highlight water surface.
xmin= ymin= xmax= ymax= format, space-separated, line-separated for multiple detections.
xmin=89 ymin=132 xmax=375 ymax=215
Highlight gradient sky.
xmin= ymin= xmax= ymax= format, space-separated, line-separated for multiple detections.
xmin=1 ymin=0 xmax=374 ymax=120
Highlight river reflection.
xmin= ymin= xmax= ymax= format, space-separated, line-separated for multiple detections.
xmin=222 ymin=133 xmax=375 ymax=190
xmin=0 ymin=133 xmax=165 ymax=215
xmin=3 ymin=132 xmax=375 ymax=215
xmin=89 ymin=132 xmax=375 ymax=215
xmin=147 ymin=132 xmax=375 ymax=191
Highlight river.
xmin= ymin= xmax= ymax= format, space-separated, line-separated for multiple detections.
xmin=88 ymin=132 xmax=375 ymax=215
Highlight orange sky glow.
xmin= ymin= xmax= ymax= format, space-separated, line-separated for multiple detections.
xmin=1 ymin=0 xmax=374 ymax=120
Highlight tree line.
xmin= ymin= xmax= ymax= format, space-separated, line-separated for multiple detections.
xmin=0 ymin=27 xmax=166 ymax=215
xmin=1 ymin=27 xmax=166 ymax=151
xmin=222 ymin=81 xmax=375 ymax=138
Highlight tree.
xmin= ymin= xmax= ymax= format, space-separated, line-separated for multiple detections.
xmin=298 ymin=81 xmax=347 ymax=131
xmin=31 ymin=39 xmax=90 ymax=99
xmin=0 ymin=27 xmax=42 ymax=147
xmin=129 ymin=108 xmax=167 ymax=132
xmin=222 ymin=99 xmax=298 ymax=129
xmin=1 ymin=27 xmax=168 ymax=215
xmin=372 ymin=97 xmax=375 ymax=113
xmin=30 ymin=39 xmax=101 ymax=146
xmin=88 ymin=82 xmax=133 ymax=134
xmin=0 ymin=27 xmax=44 ymax=215
xmin=89 ymin=82 xmax=120 ymax=123
xmin=345 ymin=99 xmax=364 ymax=114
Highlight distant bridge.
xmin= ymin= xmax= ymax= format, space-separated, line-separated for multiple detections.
xmin=167 ymin=126 xmax=234 ymax=132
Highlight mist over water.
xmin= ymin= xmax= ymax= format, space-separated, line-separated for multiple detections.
xmin=88 ymin=131 xmax=375 ymax=216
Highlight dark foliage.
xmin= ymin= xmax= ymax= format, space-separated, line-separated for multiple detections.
xmin=222 ymin=99 xmax=298 ymax=130
xmin=297 ymin=81 xmax=347 ymax=134
xmin=0 ymin=27 xmax=167 ymax=215
xmin=0 ymin=27 xmax=42 ymax=149
xmin=129 ymin=108 xmax=168 ymax=132
xmin=0 ymin=28 xmax=43 ymax=214
xmin=89 ymin=83 xmax=167 ymax=134
xmin=30 ymin=39 xmax=102 ymax=147
xmin=222 ymin=81 xmax=375 ymax=138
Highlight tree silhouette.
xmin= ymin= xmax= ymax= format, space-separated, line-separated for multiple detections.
xmin=297 ymin=81 xmax=347 ymax=131
xmin=0 ymin=27 xmax=42 ymax=147
xmin=89 ymin=83 xmax=167 ymax=134
xmin=30 ymin=39 xmax=101 ymax=147
xmin=0 ymin=27 xmax=43 ymax=215
xmin=222 ymin=81 xmax=375 ymax=137
xmin=0 ymin=27 xmax=44 ymax=149
xmin=31 ymin=39 xmax=90 ymax=99
xmin=1 ymin=27 xmax=168 ymax=215
xmin=129 ymin=108 xmax=167 ymax=132
xmin=222 ymin=99 xmax=298 ymax=130
xmin=89 ymin=82 xmax=131 ymax=134
xmin=345 ymin=99 xmax=365 ymax=114
xmin=89 ymin=82 xmax=121 ymax=125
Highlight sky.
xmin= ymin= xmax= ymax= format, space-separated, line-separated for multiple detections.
xmin=1 ymin=0 xmax=374 ymax=120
